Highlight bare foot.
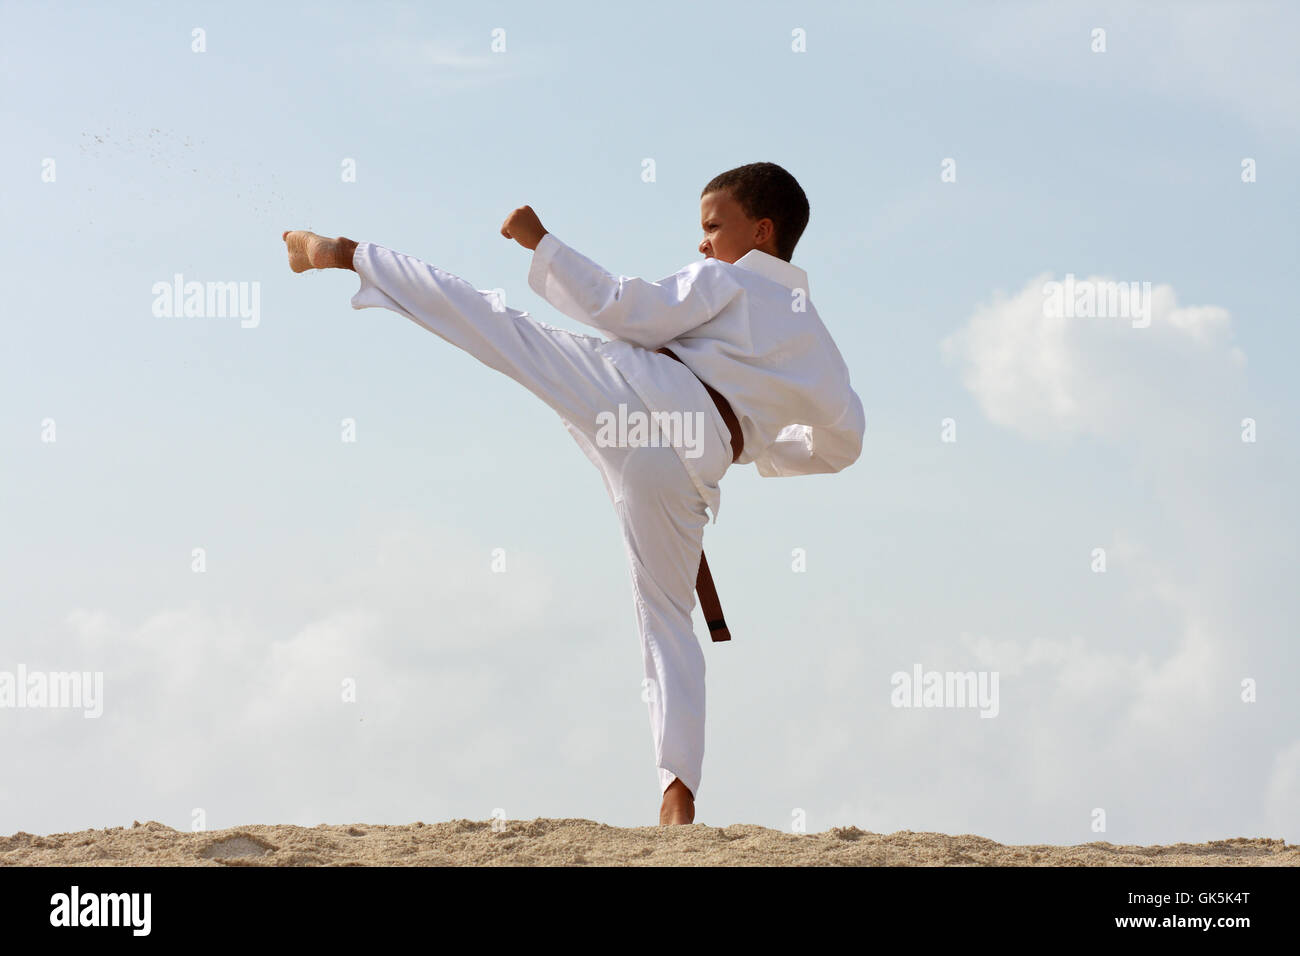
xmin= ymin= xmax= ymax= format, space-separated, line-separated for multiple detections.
xmin=659 ymin=778 xmax=695 ymax=826
xmin=282 ymin=230 xmax=356 ymax=272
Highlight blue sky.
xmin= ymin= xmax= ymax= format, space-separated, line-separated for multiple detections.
xmin=3 ymin=0 xmax=1298 ymax=844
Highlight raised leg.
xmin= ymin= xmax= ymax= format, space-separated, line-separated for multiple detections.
xmin=294 ymin=235 xmax=631 ymax=439
xmin=283 ymin=230 xmax=356 ymax=272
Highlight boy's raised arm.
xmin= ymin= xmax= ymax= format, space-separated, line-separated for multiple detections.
xmin=524 ymin=231 xmax=742 ymax=350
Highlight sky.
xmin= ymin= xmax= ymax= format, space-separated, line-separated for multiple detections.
xmin=2 ymin=0 xmax=1298 ymax=845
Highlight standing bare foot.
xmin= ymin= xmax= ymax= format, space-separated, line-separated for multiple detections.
xmin=282 ymin=230 xmax=357 ymax=272
xmin=659 ymin=778 xmax=695 ymax=825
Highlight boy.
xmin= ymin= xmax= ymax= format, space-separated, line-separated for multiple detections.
xmin=283 ymin=162 xmax=865 ymax=825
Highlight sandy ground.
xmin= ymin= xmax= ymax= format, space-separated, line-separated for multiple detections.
xmin=1 ymin=820 xmax=1294 ymax=866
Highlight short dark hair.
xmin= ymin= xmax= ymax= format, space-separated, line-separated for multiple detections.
xmin=701 ymin=162 xmax=809 ymax=261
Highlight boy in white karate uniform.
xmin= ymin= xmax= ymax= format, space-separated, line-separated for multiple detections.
xmin=283 ymin=162 xmax=865 ymax=825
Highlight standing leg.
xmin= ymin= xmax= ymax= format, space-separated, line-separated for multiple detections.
xmin=612 ymin=443 xmax=714 ymax=822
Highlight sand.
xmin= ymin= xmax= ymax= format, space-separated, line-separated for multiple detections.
xmin=1 ymin=820 xmax=1294 ymax=866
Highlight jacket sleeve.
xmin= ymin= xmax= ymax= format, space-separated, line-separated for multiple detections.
xmin=751 ymin=388 xmax=866 ymax=477
xmin=527 ymin=232 xmax=742 ymax=349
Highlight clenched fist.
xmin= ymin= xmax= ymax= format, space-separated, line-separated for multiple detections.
xmin=500 ymin=205 xmax=548 ymax=251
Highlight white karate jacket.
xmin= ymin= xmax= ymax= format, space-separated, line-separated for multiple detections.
xmin=528 ymin=232 xmax=866 ymax=492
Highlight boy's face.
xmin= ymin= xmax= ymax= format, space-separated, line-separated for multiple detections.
xmin=698 ymin=190 xmax=777 ymax=263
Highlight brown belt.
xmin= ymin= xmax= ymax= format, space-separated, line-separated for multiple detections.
xmin=655 ymin=346 xmax=742 ymax=643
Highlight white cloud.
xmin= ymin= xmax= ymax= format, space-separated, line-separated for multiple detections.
xmin=958 ymin=572 xmax=1226 ymax=740
xmin=1 ymin=518 xmax=608 ymax=832
xmin=940 ymin=274 xmax=1243 ymax=443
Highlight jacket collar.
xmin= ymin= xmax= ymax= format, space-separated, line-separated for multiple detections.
xmin=731 ymin=248 xmax=809 ymax=295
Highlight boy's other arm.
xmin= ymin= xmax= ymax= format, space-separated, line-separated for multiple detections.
xmin=523 ymin=230 xmax=742 ymax=350
xmin=752 ymin=389 xmax=866 ymax=477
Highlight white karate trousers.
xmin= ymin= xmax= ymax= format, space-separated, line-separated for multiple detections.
xmin=347 ymin=242 xmax=734 ymax=800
